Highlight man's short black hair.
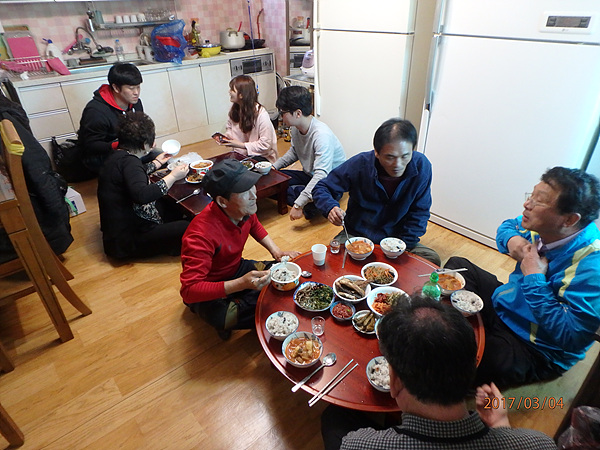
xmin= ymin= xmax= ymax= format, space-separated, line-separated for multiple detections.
xmin=378 ymin=295 xmax=477 ymax=405
xmin=108 ymin=62 xmax=143 ymax=87
xmin=373 ymin=118 xmax=417 ymax=153
xmin=276 ymin=86 xmax=313 ymax=117
xmin=117 ymin=111 xmax=155 ymax=152
xmin=541 ymin=167 xmax=600 ymax=228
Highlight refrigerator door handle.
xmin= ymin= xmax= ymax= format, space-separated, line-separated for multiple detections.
xmin=314 ymin=29 xmax=321 ymax=117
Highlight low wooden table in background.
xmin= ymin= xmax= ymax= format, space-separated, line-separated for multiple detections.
xmin=152 ymin=151 xmax=291 ymax=216
xmin=255 ymin=247 xmax=485 ymax=412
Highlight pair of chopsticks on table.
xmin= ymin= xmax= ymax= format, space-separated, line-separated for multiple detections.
xmin=308 ymin=359 xmax=359 ymax=407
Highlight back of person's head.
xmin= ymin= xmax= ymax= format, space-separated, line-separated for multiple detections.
xmin=373 ymin=118 xmax=417 ymax=153
xmin=276 ymin=86 xmax=312 ymax=116
xmin=117 ymin=111 xmax=155 ymax=153
xmin=108 ymin=63 xmax=143 ymax=88
xmin=541 ymin=167 xmax=600 ymax=228
xmin=229 ymin=75 xmax=259 ymax=133
xmin=378 ymin=295 xmax=477 ymax=405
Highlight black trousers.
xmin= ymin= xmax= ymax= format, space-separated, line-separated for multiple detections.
xmin=187 ymin=259 xmax=274 ymax=331
xmin=444 ymin=257 xmax=564 ymax=389
xmin=321 ymin=405 xmax=392 ymax=450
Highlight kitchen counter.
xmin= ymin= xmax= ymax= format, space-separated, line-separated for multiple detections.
xmin=8 ymin=47 xmax=273 ymax=88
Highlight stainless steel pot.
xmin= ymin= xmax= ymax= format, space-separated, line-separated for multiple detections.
xmin=220 ymin=30 xmax=245 ymax=50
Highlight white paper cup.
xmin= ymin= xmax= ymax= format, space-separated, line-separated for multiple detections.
xmin=311 ymin=244 xmax=327 ymax=266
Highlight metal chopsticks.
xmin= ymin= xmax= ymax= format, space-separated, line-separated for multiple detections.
xmin=417 ymin=268 xmax=468 ymax=277
xmin=308 ymin=360 xmax=358 ymax=407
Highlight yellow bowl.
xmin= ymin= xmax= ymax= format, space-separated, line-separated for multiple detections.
xmin=200 ymin=45 xmax=221 ymax=58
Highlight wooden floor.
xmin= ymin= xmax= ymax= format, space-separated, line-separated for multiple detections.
xmin=0 ymin=139 xmax=595 ymax=448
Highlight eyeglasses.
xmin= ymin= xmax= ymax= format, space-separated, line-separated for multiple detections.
xmin=278 ymin=109 xmax=292 ymax=116
xmin=524 ymin=192 xmax=551 ymax=209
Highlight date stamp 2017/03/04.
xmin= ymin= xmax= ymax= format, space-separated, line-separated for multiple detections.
xmin=483 ymin=396 xmax=564 ymax=410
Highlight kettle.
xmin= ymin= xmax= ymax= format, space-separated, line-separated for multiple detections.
xmin=220 ymin=29 xmax=245 ymax=50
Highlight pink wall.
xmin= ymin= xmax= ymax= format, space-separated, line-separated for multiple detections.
xmin=0 ymin=0 xmax=294 ymax=75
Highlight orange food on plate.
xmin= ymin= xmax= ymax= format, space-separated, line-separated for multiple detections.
xmin=192 ymin=161 xmax=212 ymax=169
xmin=438 ymin=273 xmax=463 ymax=291
xmin=347 ymin=240 xmax=372 ymax=254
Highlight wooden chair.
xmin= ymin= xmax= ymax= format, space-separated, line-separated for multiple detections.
xmin=554 ymin=330 xmax=600 ymax=440
xmin=0 ymin=403 xmax=23 ymax=447
xmin=0 ymin=118 xmax=91 ymax=349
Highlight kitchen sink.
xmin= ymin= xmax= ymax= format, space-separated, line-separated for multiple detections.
xmin=68 ymin=59 xmax=156 ymax=74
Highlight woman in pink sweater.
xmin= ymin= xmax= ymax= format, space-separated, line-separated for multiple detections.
xmin=223 ymin=75 xmax=278 ymax=163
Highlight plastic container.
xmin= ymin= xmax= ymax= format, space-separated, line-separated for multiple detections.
xmin=422 ymin=272 xmax=441 ymax=301
xmin=115 ymin=39 xmax=124 ymax=61
xmin=43 ymin=39 xmax=65 ymax=64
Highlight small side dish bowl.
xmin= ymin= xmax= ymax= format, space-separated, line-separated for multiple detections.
xmin=265 ymin=311 xmax=299 ymax=341
xmin=185 ymin=172 xmax=204 ymax=183
xmin=351 ymin=310 xmax=377 ymax=335
xmin=380 ymin=237 xmax=406 ymax=259
xmin=293 ymin=281 xmax=334 ymax=312
xmin=330 ymin=300 xmax=356 ymax=321
xmin=361 ymin=262 xmax=398 ymax=287
xmin=255 ymin=161 xmax=272 ymax=175
xmin=437 ymin=271 xmax=466 ymax=296
xmin=333 ymin=275 xmax=371 ymax=303
xmin=345 ymin=237 xmax=374 ymax=261
xmin=270 ymin=262 xmax=302 ymax=291
xmin=366 ymin=356 xmax=391 ymax=392
xmin=451 ymin=290 xmax=484 ymax=317
xmin=241 ymin=160 xmax=254 ymax=170
xmin=366 ymin=286 xmax=406 ymax=317
xmin=282 ymin=331 xmax=323 ymax=368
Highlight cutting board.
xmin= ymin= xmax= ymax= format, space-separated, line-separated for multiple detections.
xmin=5 ymin=32 xmax=39 ymax=59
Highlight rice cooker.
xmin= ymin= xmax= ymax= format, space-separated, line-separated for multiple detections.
xmin=220 ymin=30 xmax=245 ymax=50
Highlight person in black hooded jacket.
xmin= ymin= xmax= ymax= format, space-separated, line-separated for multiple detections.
xmin=78 ymin=62 xmax=144 ymax=174
xmin=0 ymin=93 xmax=73 ymax=263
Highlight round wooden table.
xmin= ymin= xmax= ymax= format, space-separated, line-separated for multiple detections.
xmin=255 ymin=246 xmax=485 ymax=412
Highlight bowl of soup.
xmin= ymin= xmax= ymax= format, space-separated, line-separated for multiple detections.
xmin=282 ymin=331 xmax=323 ymax=368
xmin=437 ymin=272 xmax=466 ymax=296
xmin=345 ymin=237 xmax=374 ymax=261
xmin=190 ymin=160 xmax=214 ymax=174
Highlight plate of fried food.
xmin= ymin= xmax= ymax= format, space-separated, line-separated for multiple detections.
xmin=352 ymin=310 xmax=378 ymax=335
xmin=333 ymin=275 xmax=371 ymax=303
xmin=185 ymin=172 xmax=205 ymax=183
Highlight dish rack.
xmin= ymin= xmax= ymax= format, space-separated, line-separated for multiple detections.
xmin=0 ymin=57 xmax=49 ymax=77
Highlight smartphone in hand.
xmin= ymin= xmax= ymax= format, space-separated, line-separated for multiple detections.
xmin=212 ymin=132 xmax=227 ymax=144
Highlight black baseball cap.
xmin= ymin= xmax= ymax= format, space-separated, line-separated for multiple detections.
xmin=201 ymin=159 xmax=261 ymax=198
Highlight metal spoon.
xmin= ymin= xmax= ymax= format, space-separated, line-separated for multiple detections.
xmin=341 ymin=218 xmax=351 ymax=244
xmin=176 ymin=188 xmax=201 ymax=204
xmin=291 ymin=352 xmax=337 ymax=392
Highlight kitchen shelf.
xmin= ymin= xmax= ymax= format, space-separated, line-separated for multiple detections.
xmin=94 ymin=20 xmax=174 ymax=30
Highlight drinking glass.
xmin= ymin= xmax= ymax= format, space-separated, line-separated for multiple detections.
xmin=330 ymin=239 xmax=340 ymax=254
xmin=311 ymin=316 xmax=325 ymax=336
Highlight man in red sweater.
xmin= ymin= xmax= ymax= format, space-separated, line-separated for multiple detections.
xmin=180 ymin=159 xmax=300 ymax=339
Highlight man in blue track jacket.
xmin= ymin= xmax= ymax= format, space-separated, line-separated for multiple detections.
xmin=445 ymin=167 xmax=600 ymax=388
xmin=312 ymin=118 xmax=440 ymax=265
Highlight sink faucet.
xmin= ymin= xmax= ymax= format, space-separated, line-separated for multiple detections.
xmin=68 ymin=25 xmax=103 ymax=56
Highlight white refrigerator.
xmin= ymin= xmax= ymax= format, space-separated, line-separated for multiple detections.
xmin=419 ymin=0 xmax=600 ymax=248
xmin=313 ymin=0 xmax=417 ymax=158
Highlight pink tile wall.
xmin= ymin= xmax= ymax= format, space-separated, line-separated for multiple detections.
xmin=0 ymin=0 xmax=292 ymax=75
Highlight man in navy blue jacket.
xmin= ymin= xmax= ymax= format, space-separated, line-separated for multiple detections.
xmin=312 ymin=118 xmax=440 ymax=265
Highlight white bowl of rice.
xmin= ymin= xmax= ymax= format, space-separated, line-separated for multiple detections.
xmin=270 ymin=262 xmax=302 ymax=291
xmin=366 ymin=356 xmax=390 ymax=392
xmin=265 ymin=311 xmax=299 ymax=341
xmin=451 ymin=290 xmax=484 ymax=316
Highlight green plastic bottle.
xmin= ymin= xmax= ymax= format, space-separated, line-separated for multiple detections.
xmin=422 ymin=272 xmax=441 ymax=301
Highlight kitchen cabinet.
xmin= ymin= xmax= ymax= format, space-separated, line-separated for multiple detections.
xmin=15 ymin=83 xmax=75 ymax=156
xmin=167 ymin=65 xmax=208 ymax=132
xmin=61 ymin=75 xmax=106 ymax=132
xmin=138 ymin=70 xmax=177 ymax=137
xmin=200 ymin=63 xmax=231 ymax=126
